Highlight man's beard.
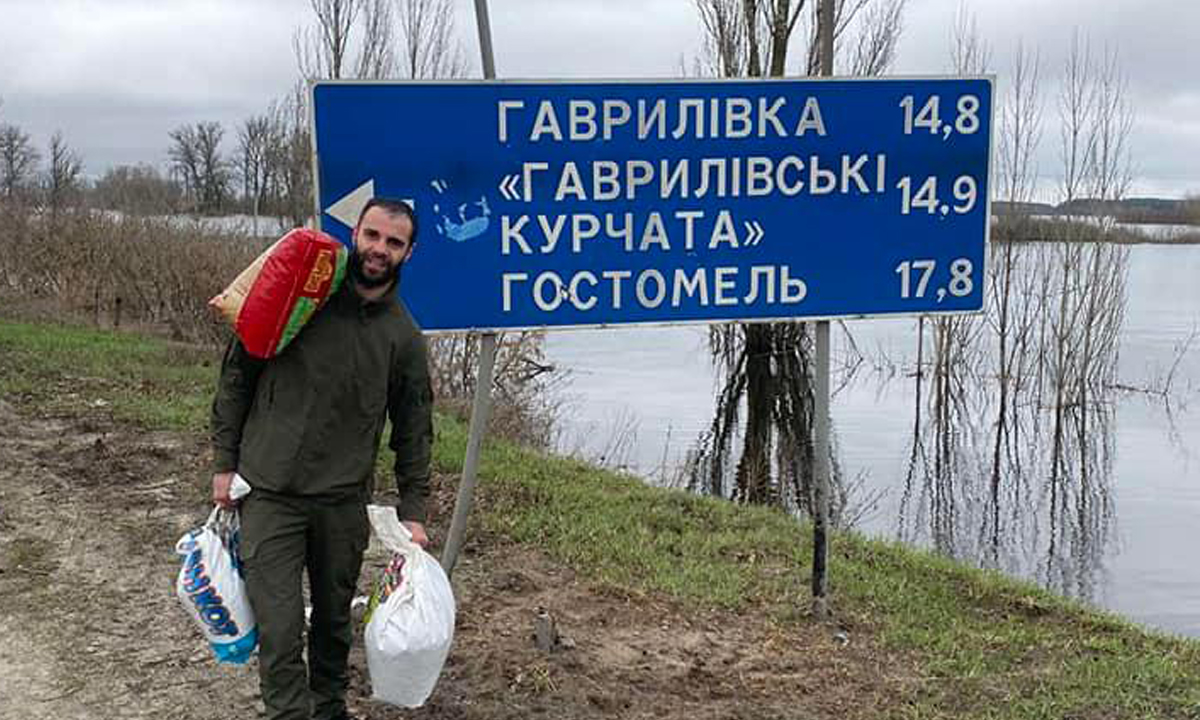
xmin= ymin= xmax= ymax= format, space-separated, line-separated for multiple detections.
xmin=349 ymin=249 xmax=402 ymax=289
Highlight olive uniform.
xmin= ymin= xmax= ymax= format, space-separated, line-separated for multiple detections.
xmin=211 ymin=280 xmax=433 ymax=720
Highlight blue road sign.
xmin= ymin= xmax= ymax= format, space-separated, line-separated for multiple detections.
xmin=312 ymin=78 xmax=993 ymax=332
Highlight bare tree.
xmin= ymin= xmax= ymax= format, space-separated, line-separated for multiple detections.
xmin=896 ymin=30 xmax=1132 ymax=594
xmin=357 ymin=0 xmax=398 ymax=78
xmin=694 ymin=0 xmax=761 ymax=77
xmin=1046 ymin=35 xmax=1131 ymax=582
xmin=168 ymin=125 xmax=201 ymax=209
xmin=293 ymin=0 xmax=461 ymax=81
xmin=1057 ymin=33 xmax=1134 ymax=214
xmin=903 ymin=6 xmax=1003 ymax=559
xmin=295 ymin=0 xmax=362 ymax=80
xmin=1088 ymin=44 xmax=1134 ymax=203
xmin=45 ymin=131 xmax=83 ymax=220
xmin=695 ymin=0 xmax=871 ymax=79
xmin=999 ymin=43 xmax=1043 ymax=206
xmin=0 ymin=123 xmax=41 ymax=203
xmin=845 ymin=0 xmax=905 ymax=75
xmin=800 ymin=0 xmax=876 ymax=75
xmin=949 ymin=1 xmax=990 ymax=77
xmin=689 ymin=0 xmax=906 ymax=518
xmin=269 ymin=83 xmax=316 ymax=229
xmin=239 ymin=114 xmax=281 ymax=233
xmin=169 ymin=122 xmax=230 ymax=215
xmin=396 ymin=0 xmax=466 ymax=78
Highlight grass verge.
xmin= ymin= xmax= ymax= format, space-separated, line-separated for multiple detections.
xmin=3 ymin=317 xmax=1198 ymax=719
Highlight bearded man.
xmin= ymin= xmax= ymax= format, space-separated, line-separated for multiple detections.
xmin=210 ymin=198 xmax=433 ymax=720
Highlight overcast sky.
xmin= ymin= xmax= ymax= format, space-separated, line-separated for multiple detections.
xmin=1 ymin=0 xmax=1196 ymax=200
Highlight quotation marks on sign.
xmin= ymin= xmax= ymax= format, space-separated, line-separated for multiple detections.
xmin=498 ymin=173 xmax=523 ymax=201
xmin=742 ymin=220 xmax=764 ymax=246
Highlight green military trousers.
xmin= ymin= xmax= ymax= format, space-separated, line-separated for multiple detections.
xmin=240 ymin=489 xmax=369 ymax=720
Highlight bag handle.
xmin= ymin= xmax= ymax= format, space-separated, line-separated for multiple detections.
xmin=367 ymin=504 xmax=419 ymax=556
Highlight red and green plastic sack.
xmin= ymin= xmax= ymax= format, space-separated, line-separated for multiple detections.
xmin=209 ymin=228 xmax=349 ymax=359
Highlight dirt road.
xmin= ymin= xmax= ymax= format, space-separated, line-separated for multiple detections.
xmin=0 ymin=394 xmax=906 ymax=720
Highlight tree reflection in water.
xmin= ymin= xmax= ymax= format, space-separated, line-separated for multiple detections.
xmin=899 ymin=237 xmax=1129 ymax=601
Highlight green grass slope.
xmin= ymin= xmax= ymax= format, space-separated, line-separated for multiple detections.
xmin=2 ymin=318 xmax=1197 ymax=719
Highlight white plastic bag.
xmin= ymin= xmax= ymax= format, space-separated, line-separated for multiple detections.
xmin=364 ymin=504 xmax=456 ymax=708
xmin=175 ymin=494 xmax=257 ymax=664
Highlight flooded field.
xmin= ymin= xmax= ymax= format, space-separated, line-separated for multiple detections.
xmin=547 ymin=241 xmax=1200 ymax=637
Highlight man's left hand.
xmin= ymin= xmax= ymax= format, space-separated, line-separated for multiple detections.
xmin=403 ymin=521 xmax=429 ymax=549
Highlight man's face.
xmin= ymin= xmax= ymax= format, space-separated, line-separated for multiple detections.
xmin=351 ymin=206 xmax=415 ymax=287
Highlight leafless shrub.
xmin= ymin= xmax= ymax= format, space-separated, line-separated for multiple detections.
xmin=0 ymin=207 xmax=260 ymax=343
xmin=89 ymin=164 xmax=183 ymax=216
xmin=0 ymin=208 xmax=562 ymax=445
xmin=427 ymin=330 xmax=561 ymax=449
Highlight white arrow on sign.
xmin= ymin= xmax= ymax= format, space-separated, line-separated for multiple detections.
xmin=325 ymin=179 xmax=375 ymax=228
xmin=324 ymin=179 xmax=415 ymax=229
xmin=743 ymin=220 xmax=765 ymax=246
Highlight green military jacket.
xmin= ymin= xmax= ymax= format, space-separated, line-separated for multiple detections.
xmin=211 ymin=280 xmax=433 ymax=521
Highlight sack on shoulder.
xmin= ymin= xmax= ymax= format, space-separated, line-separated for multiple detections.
xmin=209 ymin=228 xmax=348 ymax=359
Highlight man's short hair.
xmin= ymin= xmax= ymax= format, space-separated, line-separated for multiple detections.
xmin=357 ymin=197 xmax=419 ymax=245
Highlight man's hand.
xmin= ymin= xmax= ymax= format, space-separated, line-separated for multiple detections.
xmin=212 ymin=471 xmax=236 ymax=508
xmin=403 ymin=521 xmax=429 ymax=549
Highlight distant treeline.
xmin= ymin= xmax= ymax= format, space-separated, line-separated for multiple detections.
xmin=993 ymin=215 xmax=1200 ymax=245
xmin=995 ymin=197 xmax=1199 ymax=225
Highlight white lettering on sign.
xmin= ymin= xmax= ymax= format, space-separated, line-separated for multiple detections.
xmin=498 ymin=96 xmax=834 ymax=143
xmin=571 ymin=213 xmax=601 ymax=252
xmin=501 ymin=272 xmax=528 ymax=311
xmin=638 ymin=99 xmax=667 ymax=139
xmin=569 ymin=100 xmax=598 ymax=140
xmin=744 ymin=266 xmax=775 ymax=304
xmin=536 ymin=214 xmax=567 ymax=254
xmin=512 ymin=155 xmax=888 ymax=202
xmin=713 ymin=266 xmax=738 ymax=306
xmin=530 ymin=101 xmax=563 ymax=141
xmin=497 ymin=100 xmax=524 ymax=142
xmin=794 ymin=97 xmax=827 ymax=136
xmin=498 ymin=210 xmax=766 ymax=255
xmin=602 ymin=270 xmax=632 ymax=309
xmin=602 ymin=99 xmax=632 ymax=140
xmin=673 ymin=267 xmax=708 ymax=306
xmin=533 ymin=271 xmax=566 ymax=311
xmin=499 ymin=265 xmax=808 ymax=313
xmin=605 ymin=212 xmax=634 ymax=252
xmin=555 ymin=162 xmax=586 ymax=201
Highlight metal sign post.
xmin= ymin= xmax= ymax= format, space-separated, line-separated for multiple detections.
xmin=440 ymin=330 xmax=494 ymax=574
xmin=441 ymin=0 xmax=500 ymax=576
xmin=811 ymin=0 xmax=837 ymax=618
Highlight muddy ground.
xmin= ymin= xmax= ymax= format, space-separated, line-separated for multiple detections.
xmin=0 ymin=386 xmax=915 ymax=720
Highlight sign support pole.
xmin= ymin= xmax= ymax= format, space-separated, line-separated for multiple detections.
xmin=810 ymin=0 xmax=836 ymax=617
xmin=441 ymin=0 xmax=499 ymax=576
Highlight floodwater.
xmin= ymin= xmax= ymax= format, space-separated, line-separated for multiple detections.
xmin=545 ymin=241 xmax=1200 ymax=638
